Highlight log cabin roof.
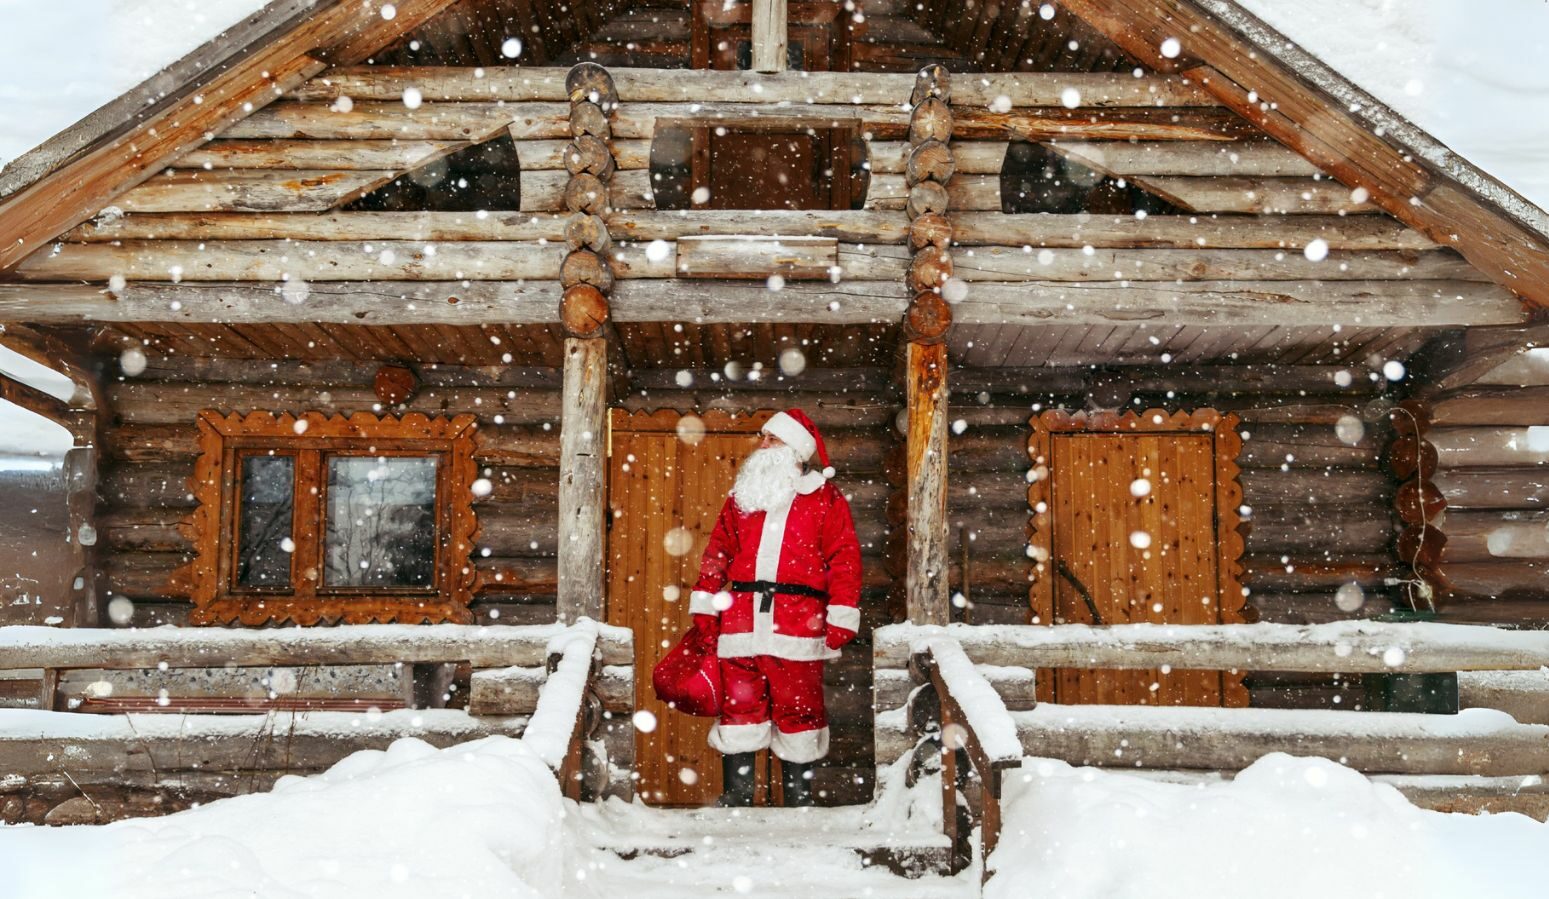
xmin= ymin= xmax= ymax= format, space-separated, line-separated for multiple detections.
xmin=1 ymin=0 xmax=1547 ymax=316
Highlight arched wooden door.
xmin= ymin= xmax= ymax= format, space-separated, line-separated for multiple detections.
xmin=606 ymin=408 xmax=772 ymax=806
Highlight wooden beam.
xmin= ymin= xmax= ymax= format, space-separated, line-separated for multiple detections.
xmin=1047 ymin=140 xmax=1320 ymax=177
xmin=948 ymin=280 xmax=1524 ymax=328
xmin=112 ymin=169 xmax=401 ymax=214
xmin=1 ymin=279 xmax=1515 ymax=327
xmin=0 ymin=0 xmax=459 ymax=273
xmin=557 ymin=337 xmax=608 ymax=624
xmin=906 ymin=341 xmax=950 ymax=625
xmin=750 ymin=0 xmax=788 ymax=73
xmin=289 ymin=67 xmax=1220 ymax=108
xmin=872 ymin=620 xmax=1549 ymax=673
xmin=224 ymin=100 xmax=1254 ymax=143
xmin=65 ymin=210 xmax=1433 ymax=251
xmin=171 ymin=139 xmax=473 ymax=171
xmin=11 ymin=280 xmax=910 ymax=325
xmin=674 ymin=236 xmax=837 ymax=279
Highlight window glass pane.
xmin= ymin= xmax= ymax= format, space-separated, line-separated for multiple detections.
xmin=237 ymin=455 xmax=294 ymax=588
xmin=324 ymin=456 xmax=438 ymax=588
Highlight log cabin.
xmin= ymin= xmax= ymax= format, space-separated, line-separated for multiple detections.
xmin=0 ymin=0 xmax=1547 ymax=837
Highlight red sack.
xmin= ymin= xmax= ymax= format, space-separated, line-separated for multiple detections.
xmin=652 ymin=624 xmax=722 ymax=717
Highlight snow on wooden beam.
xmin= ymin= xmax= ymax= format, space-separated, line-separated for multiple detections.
xmin=1009 ymin=703 xmax=1549 ymax=776
xmin=0 ymin=622 xmax=633 ymax=669
xmin=872 ymin=621 xmax=1549 ymax=673
xmin=288 ymin=67 xmax=1221 ymax=109
xmin=0 ymin=709 xmax=526 ymax=776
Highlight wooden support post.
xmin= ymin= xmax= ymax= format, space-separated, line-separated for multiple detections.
xmin=750 ymin=0 xmax=789 ymax=73
xmin=902 ymin=65 xmax=954 ymax=626
xmin=558 ymin=338 xmax=609 ymax=623
xmin=906 ymin=341 xmax=950 ymax=625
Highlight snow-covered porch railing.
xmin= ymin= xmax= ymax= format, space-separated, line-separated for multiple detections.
xmin=876 ymin=621 xmax=1549 ymax=824
xmin=0 ymin=620 xmax=634 ymax=812
xmin=912 ymin=637 xmax=1022 ymax=879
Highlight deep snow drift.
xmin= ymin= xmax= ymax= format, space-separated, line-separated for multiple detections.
xmin=4 ymin=736 xmax=1548 ymax=898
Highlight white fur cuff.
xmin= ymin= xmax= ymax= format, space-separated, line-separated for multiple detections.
xmin=689 ymin=590 xmax=719 ymax=616
xmin=708 ymin=721 xmax=773 ymax=754
xmin=771 ymin=725 xmax=830 ymax=764
xmin=763 ymin=411 xmax=816 ymax=462
xmin=825 ymin=604 xmax=860 ymax=631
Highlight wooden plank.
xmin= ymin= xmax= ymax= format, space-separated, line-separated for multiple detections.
xmin=68 ymin=210 xmax=1431 ymax=251
xmin=0 ymin=280 xmax=910 ymax=325
xmin=906 ymin=342 xmax=950 ymax=626
xmin=842 ymin=244 xmax=1481 ymax=283
xmin=289 ymin=67 xmax=1221 ymax=109
xmin=1131 ymin=176 xmax=1377 ymax=215
xmin=1048 ymin=140 xmax=1321 ymax=177
xmin=1430 ymin=427 xmax=1549 ymax=468
xmin=750 ymin=0 xmax=788 ymax=72
xmin=0 ymin=623 xmax=631 ymax=669
xmin=172 ymin=139 xmax=469 ymax=171
xmin=557 ymin=337 xmax=609 ymax=623
xmin=224 ymin=100 xmax=1253 ymax=143
xmin=0 ymin=0 xmax=461 ymax=272
xmin=872 ymin=620 xmax=1549 ymax=673
xmin=674 ymin=236 xmax=838 ymax=279
xmin=948 ymin=280 xmax=1524 ymax=328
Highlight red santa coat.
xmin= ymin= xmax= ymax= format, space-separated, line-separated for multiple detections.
xmin=689 ymin=471 xmax=862 ymax=660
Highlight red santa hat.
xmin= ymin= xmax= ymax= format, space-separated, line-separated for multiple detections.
xmin=762 ymin=408 xmax=835 ymax=478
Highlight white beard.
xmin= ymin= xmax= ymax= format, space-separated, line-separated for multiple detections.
xmin=731 ymin=445 xmax=803 ymax=513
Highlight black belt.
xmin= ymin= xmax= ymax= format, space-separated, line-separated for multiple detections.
xmin=729 ymin=580 xmax=828 ymax=613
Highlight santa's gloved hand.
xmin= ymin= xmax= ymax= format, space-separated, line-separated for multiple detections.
xmin=825 ymin=624 xmax=856 ymax=650
xmin=692 ymin=613 xmax=720 ymax=638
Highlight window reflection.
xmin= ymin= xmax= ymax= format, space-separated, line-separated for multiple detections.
xmin=324 ymin=456 xmax=438 ymax=588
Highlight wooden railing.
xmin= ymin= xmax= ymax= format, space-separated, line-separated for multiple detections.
xmin=884 ymin=620 xmax=1549 ymax=876
xmin=0 ymin=620 xmax=630 ymax=800
xmin=914 ymin=638 xmax=1022 ymax=879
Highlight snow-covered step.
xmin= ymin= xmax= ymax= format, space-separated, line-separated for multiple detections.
xmin=567 ymin=803 xmax=970 ymax=897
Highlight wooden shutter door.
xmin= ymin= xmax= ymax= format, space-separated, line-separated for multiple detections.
xmin=1030 ymin=409 xmax=1249 ymax=709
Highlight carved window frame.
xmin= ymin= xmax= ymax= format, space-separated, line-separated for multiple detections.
xmin=186 ymin=411 xmax=479 ymax=626
xmin=1025 ymin=407 xmax=1248 ymax=631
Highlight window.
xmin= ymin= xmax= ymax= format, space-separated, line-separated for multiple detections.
xmin=1000 ymin=141 xmax=1179 ymax=216
xmin=650 ymin=123 xmax=869 ymax=210
xmin=187 ymin=411 xmax=479 ymax=626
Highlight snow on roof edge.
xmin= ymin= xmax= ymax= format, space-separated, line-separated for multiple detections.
xmin=1202 ymin=0 xmax=1549 ymax=244
xmin=0 ymin=0 xmax=325 ymax=202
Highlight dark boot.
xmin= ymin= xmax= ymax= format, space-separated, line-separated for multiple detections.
xmin=779 ymin=760 xmax=815 ymax=807
xmin=718 ymin=752 xmax=757 ymax=807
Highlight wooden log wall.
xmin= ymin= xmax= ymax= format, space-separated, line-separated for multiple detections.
xmin=1394 ymin=342 xmax=1549 ymax=621
xmin=95 ymin=357 xmax=563 ymax=627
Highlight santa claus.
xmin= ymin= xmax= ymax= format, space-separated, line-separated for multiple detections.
xmin=689 ymin=408 xmax=863 ymax=807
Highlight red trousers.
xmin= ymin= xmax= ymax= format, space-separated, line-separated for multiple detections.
xmin=706 ymin=656 xmax=830 ymax=763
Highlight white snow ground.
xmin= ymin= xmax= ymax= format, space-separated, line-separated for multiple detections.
xmin=3 ymin=736 xmax=1547 ymax=898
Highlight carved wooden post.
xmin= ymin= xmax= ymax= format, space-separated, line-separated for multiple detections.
xmin=558 ymin=64 xmax=618 ymax=623
xmin=902 ymin=66 xmax=954 ymax=625
xmin=751 ymin=0 xmax=788 ymax=73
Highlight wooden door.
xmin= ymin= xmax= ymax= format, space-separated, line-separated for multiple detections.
xmin=1028 ymin=409 xmax=1249 ymax=707
xmin=606 ymin=409 xmax=771 ymax=806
